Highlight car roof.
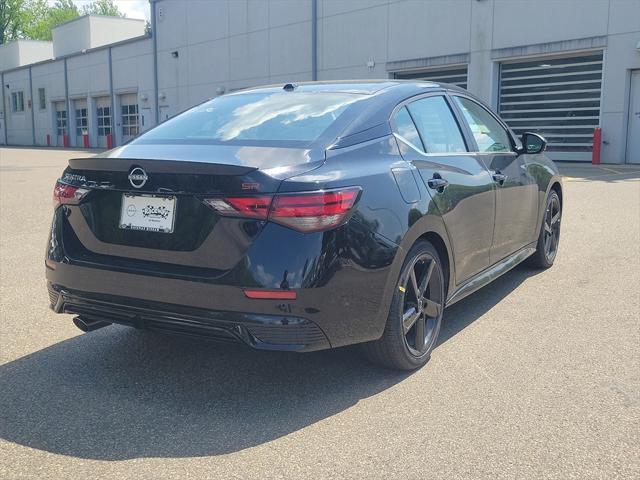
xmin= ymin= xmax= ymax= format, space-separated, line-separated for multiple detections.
xmin=230 ymin=79 xmax=465 ymax=96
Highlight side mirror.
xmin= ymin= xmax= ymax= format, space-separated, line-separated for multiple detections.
xmin=521 ymin=132 xmax=547 ymax=154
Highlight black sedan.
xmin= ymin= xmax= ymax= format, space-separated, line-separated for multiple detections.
xmin=46 ymin=81 xmax=562 ymax=370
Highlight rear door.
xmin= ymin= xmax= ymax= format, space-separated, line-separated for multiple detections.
xmin=451 ymin=95 xmax=538 ymax=263
xmin=393 ymin=94 xmax=496 ymax=284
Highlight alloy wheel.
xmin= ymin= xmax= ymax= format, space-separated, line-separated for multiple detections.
xmin=543 ymin=195 xmax=561 ymax=261
xmin=401 ymin=253 xmax=443 ymax=357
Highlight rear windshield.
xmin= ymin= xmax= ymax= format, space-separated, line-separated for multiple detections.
xmin=133 ymin=91 xmax=364 ymax=146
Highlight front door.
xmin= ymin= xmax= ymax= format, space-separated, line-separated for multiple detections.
xmin=120 ymin=93 xmax=139 ymax=143
xmin=627 ymin=70 xmax=640 ymax=164
xmin=74 ymin=99 xmax=87 ymax=147
xmin=392 ymin=95 xmax=496 ymax=284
xmin=96 ymin=97 xmax=112 ymax=148
xmin=451 ymin=95 xmax=538 ymax=263
xmin=54 ymin=102 xmax=67 ymax=146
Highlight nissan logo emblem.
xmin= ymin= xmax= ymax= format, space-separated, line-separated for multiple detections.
xmin=128 ymin=167 xmax=148 ymax=189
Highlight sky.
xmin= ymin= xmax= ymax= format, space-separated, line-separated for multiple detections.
xmin=47 ymin=0 xmax=151 ymax=21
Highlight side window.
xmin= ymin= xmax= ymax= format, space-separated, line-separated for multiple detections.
xmin=392 ymin=106 xmax=423 ymax=151
xmin=406 ymin=96 xmax=467 ymax=153
xmin=453 ymin=96 xmax=512 ymax=153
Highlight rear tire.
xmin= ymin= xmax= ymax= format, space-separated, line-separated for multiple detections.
xmin=362 ymin=240 xmax=445 ymax=370
xmin=527 ymin=190 xmax=562 ymax=269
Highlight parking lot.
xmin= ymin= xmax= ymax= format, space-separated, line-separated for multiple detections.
xmin=0 ymin=147 xmax=638 ymax=479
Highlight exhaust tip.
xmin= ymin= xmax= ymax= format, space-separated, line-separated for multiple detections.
xmin=72 ymin=316 xmax=112 ymax=333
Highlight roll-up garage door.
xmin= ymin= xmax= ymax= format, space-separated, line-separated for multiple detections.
xmin=498 ymin=52 xmax=603 ymax=162
xmin=394 ymin=65 xmax=468 ymax=89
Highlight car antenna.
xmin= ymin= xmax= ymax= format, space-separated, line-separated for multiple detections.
xmin=283 ymin=83 xmax=297 ymax=91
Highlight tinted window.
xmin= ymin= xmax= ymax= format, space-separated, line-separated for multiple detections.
xmin=406 ymin=96 xmax=467 ymax=153
xmin=453 ymin=96 xmax=512 ymax=153
xmin=136 ymin=92 xmax=363 ymax=145
xmin=393 ymin=106 xmax=423 ymax=151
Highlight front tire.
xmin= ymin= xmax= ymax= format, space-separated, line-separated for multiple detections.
xmin=363 ymin=240 xmax=445 ymax=370
xmin=527 ymin=190 xmax=562 ymax=269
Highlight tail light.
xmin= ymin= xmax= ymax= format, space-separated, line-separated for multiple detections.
xmin=53 ymin=181 xmax=89 ymax=207
xmin=203 ymin=187 xmax=361 ymax=233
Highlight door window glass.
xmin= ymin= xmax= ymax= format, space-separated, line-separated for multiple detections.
xmin=406 ymin=96 xmax=467 ymax=153
xmin=97 ymin=106 xmax=111 ymax=136
xmin=453 ymin=96 xmax=512 ymax=153
xmin=122 ymin=104 xmax=139 ymax=137
xmin=392 ymin=106 xmax=423 ymax=151
xmin=56 ymin=110 xmax=67 ymax=135
xmin=75 ymin=108 xmax=88 ymax=136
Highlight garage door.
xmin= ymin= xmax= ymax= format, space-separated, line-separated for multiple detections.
xmin=119 ymin=93 xmax=139 ymax=143
xmin=394 ymin=65 xmax=468 ymax=89
xmin=498 ymin=52 xmax=603 ymax=162
xmin=74 ymin=99 xmax=87 ymax=147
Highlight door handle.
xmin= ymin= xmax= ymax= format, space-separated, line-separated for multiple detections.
xmin=492 ymin=171 xmax=507 ymax=185
xmin=427 ymin=175 xmax=449 ymax=192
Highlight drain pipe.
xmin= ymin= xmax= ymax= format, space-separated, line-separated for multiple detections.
xmin=1 ymin=72 xmax=7 ymax=145
xmin=108 ymin=46 xmax=116 ymax=148
xmin=151 ymin=0 xmax=159 ymax=126
xmin=311 ymin=0 xmax=317 ymax=81
xmin=29 ymin=66 xmax=35 ymax=145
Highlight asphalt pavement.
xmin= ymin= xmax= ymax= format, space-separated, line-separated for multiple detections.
xmin=0 ymin=147 xmax=638 ymax=479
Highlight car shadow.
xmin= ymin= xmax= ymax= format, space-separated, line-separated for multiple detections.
xmin=0 ymin=264 xmax=539 ymax=460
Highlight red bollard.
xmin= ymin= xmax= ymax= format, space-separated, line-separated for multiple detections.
xmin=46 ymin=134 xmax=51 ymax=146
xmin=63 ymin=134 xmax=69 ymax=148
xmin=106 ymin=133 xmax=113 ymax=149
xmin=592 ymin=127 xmax=601 ymax=165
xmin=83 ymin=133 xmax=90 ymax=148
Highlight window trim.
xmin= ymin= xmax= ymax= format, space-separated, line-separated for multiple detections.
xmin=448 ymin=93 xmax=519 ymax=154
xmin=390 ymin=91 xmax=471 ymax=155
xmin=11 ymin=91 xmax=25 ymax=113
xmin=38 ymin=88 xmax=46 ymax=111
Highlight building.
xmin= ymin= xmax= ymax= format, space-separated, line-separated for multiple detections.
xmin=1 ymin=0 xmax=639 ymax=164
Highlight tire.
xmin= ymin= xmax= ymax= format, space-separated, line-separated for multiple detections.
xmin=527 ymin=190 xmax=562 ymax=269
xmin=362 ymin=240 xmax=445 ymax=370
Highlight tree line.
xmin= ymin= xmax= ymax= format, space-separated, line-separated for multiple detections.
xmin=1 ymin=0 xmax=125 ymax=44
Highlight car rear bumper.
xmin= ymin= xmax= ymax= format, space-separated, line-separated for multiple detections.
xmin=47 ymin=281 xmax=330 ymax=352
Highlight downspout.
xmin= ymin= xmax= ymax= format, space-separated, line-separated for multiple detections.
xmin=1 ymin=72 xmax=7 ymax=145
xmin=311 ymin=0 xmax=317 ymax=81
xmin=108 ymin=46 xmax=116 ymax=147
xmin=64 ymin=58 xmax=69 ymax=145
xmin=151 ymin=0 xmax=159 ymax=125
xmin=29 ymin=66 xmax=35 ymax=145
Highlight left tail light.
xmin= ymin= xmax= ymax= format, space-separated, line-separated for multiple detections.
xmin=203 ymin=186 xmax=361 ymax=233
xmin=53 ymin=181 xmax=89 ymax=208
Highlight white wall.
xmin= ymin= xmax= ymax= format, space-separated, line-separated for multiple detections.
xmin=52 ymin=16 xmax=145 ymax=58
xmin=0 ymin=41 xmax=53 ymax=71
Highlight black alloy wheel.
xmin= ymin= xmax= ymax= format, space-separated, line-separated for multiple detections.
xmin=528 ymin=190 xmax=562 ymax=269
xmin=363 ymin=240 xmax=445 ymax=370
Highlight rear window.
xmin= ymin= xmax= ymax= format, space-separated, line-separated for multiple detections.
xmin=134 ymin=91 xmax=364 ymax=146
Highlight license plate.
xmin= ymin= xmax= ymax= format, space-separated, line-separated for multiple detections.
xmin=119 ymin=194 xmax=177 ymax=233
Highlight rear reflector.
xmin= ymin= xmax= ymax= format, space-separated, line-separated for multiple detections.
xmin=203 ymin=186 xmax=361 ymax=233
xmin=244 ymin=289 xmax=297 ymax=300
xmin=53 ymin=181 xmax=89 ymax=208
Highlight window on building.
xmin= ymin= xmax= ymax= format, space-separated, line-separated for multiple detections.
xmin=121 ymin=104 xmax=139 ymax=137
xmin=498 ymin=52 xmax=603 ymax=158
xmin=56 ymin=110 xmax=67 ymax=136
xmin=407 ymin=96 xmax=467 ymax=153
xmin=11 ymin=91 xmax=24 ymax=112
xmin=97 ymin=106 xmax=111 ymax=136
xmin=38 ymin=88 xmax=46 ymax=110
xmin=394 ymin=65 xmax=469 ymax=90
xmin=75 ymin=108 xmax=88 ymax=136
xmin=453 ymin=96 xmax=512 ymax=153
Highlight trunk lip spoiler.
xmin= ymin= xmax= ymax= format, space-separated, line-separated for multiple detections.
xmin=68 ymin=157 xmax=259 ymax=176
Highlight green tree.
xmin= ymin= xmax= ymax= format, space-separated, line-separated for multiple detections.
xmin=1 ymin=0 xmax=125 ymax=44
xmin=0 ymin=0 xmax=24 ymax=44
xmin=81 ymin=0 xmax=125 ymax=17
